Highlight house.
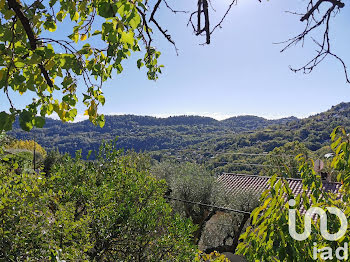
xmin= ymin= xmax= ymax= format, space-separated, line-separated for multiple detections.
xmin=200 ymin=173 xmax=342 ymax=261
xmin=218 ymin=173 xmax=341 ymax=202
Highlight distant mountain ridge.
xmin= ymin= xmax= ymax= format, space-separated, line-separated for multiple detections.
xmin=8 ymin=102 xmax=350 ymax=158
xmin=9 ymin=113 xmax=298 ymax=156
xmin=189 ymin=102 xmax=350 ymax=158
xmin=178 ymin=102 xmax=350 ymax=174
xmin=221 ymin=115 xmax=298 ymax=130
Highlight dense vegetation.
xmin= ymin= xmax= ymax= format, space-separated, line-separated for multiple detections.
xmin=0 ymin=0 xmax=167 ymax=131
xmin=9 ymin=114 xmax=296 ymax=157
xmin=165 ymin=102 xmax=350 ymax=175
xmin=4 ymin=124 xmax=350 ymax=261
xmin=9 ymin=102 xmax=350 ymax=175
xmin=0 ymin=141 xmax=199 ymax=261
xmin=237 ymin=126 xmax=350 ymax=261
xmin=1 ymin=0 xmax=349 ymax=260
xmin=0 ymin=134 xmax=248 ymax=261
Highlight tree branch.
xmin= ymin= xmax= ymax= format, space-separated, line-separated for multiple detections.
xmin=300 ymin=0 xmax=344 ymax=22
xmin=149 ymin=0 xmax=178 ymax=54
xmin=210 ymin=0 xmax=237 ymax=35
xmin=279 ymin=0 xmax=349 ymax=83
xmin=203 ymin=0 xmax=210 ymax=44
xmin=7 ymin=0 xmax=53 ymax=88
xmin=163 ymin=0 xmax=188 ymax=14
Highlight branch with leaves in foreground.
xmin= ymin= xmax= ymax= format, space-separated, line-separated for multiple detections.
xmin=0 ymin=0 xmax=165 ymax=132
xmin=237 ymin=126 xmax=350 ymax=261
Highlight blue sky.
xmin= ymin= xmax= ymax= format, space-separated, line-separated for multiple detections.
xmin=2 ymin=0 xmax=350 ymax=120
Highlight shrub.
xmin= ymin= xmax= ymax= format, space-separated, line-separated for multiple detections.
xmin=0 ymin=142 xmax=196 ymax=261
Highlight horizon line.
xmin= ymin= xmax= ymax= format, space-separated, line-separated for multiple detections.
xmin=47 ymin=112 xmax=306 ymax=123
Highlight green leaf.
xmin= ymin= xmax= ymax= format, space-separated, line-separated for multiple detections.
xmin=43 ymin=20 xmax=57 ymax=32
xmin=45 ymin=60 xmax=55 ymax=70
xmin=34 ymin=116 xmax=45 ymax=128
xmin=56 ymin=11 xmax=66 ymax=22
xmin=92 ymin=30 xmax=101 ymax=36
xmin=121 ymin=31 xmax=134 ymax=46
xmin=97 ymin=95 xmax=105 ymax=106
xmin=69 ymin=33 xmax=79 ymax=43
xmin=80 ymin=34 xmax=87 ymax=41
xmin=97 ymin=114 xmax=105 ymax=128
xmin=4 ymin=10 xmax=15 ymax=20
xmin=72 ymin=12 xmax=79 ymax=21
xmin=19 ymin=110 xmax=34 ymax=131
xmin=0 ymin=111 xmax=14 ymax=131
xmin=30 ymin=53 xmax=43 ymax=64
xmin=49 ymin=0 xmax=58 ymax=7
xmin=62 ymin=94 xmax=77 ymax=106
xmin=137 ymin=2 xmax=147 ymax=11
xmin=129 ymin=15 xmax=141 ymax=29
xmin=0 ymin=69 xmax=5 ymax=81
xmin=69 ymin=108 xmax=77 ymax=119
xmin=98 ymin=2 xmax=115 ymax=18
xmin=137 ymin=59 xmax=144 ymax=69
xmin=0 ymin=0 xmax=5 ymax=9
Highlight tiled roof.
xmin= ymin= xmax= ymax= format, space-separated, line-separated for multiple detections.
xmin=218 ymin=173 xmax=342 ymax=198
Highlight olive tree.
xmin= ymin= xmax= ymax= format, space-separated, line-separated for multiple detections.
xmin=200 ymin=190 xmax=260 ymax=255
xmin=152 ymin=161 xmax=259 ymax=255
xmin=152 ymin=161 xmax=218 ymax=243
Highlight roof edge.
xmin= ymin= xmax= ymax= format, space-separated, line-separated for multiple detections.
xmin=220 ymin=173 xmax=341 ymax=185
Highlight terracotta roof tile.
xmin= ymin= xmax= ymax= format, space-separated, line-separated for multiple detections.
xmin=218 ymin=173 xmax=341 ymax=198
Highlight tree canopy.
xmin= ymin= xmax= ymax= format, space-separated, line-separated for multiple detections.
xmin=0 ymin=141 xmax=197 ymax=260
xmin=0 ymin=0 xmax=164 ymax=131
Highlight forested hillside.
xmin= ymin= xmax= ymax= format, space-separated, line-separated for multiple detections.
xmin=8 ymin=103 xmax=350 ymax=165
xmin=174 ymin=102 xmax=350 ymax=174
xmin=9 ymin=114 xmax=295 ymax=157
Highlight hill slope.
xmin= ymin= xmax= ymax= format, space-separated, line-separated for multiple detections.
xmin=173 ymin=102 xmax=350 ymax=174
xmin=8 ymin=102 xmax=350 ymax=162
xmin=9 ymin=114 xmax=295 ymax=157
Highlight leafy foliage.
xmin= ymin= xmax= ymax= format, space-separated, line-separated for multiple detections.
xmin=0 ymin=141 xmax=196 ymax=261
xmin=261 ymin=141 xmax=311 ymax=178
xmin=42 ymin=149 xmax=61 ymax=176
xmin=236 ymin=126 xmax=350 ymax=261
xmin=0 ymin=132 xmax=14 ymax=153
xmin=199 ymin=190 xmax=259 ymax=254
xmin=152 ymin=161 xmax=259 ymax=255
xmin=9 ymin=103 xmax=350 ymax=174
xmin=9 ymin=114 xmax=296 ymax=159
xmin=0 ymin=0 xmax=163 ymax=131
xmin=6 ymin=139 xmax=47 ymax=157
xmin=195 ymin=251 xmax=230 ymax=262
xmin=152 ymin=161 xmax=218 ymax=242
